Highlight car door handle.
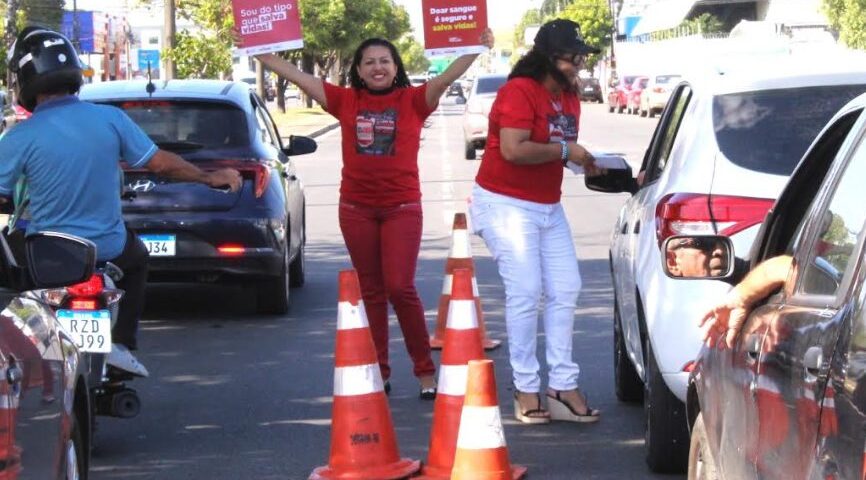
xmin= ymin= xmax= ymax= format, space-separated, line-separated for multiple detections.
xmin=804 ymin=346 xmax=823 ymax=379
xmin=633 ymin=220 xmax=640 ymax=234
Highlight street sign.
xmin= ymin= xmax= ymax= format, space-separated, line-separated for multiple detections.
xmin=138 ymin=50 xmax=160 ymax=71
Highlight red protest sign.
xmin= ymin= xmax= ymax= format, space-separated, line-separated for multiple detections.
xmin=422 ymin=0 xmax=488 ymax=57
xmin=232 ymin=0 xmax=303 ymax=56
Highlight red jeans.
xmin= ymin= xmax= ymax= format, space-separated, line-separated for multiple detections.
xmin=339 ymin=201 xmax=435 ymax=381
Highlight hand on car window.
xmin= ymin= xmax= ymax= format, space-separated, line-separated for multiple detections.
xmin=699 ymin=290 xmax=749 ymax=349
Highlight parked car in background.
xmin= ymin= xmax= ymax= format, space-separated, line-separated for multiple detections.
xmin=584 ymin=56 xmax=866 ymax=473
xmin=80 ymin=80 xmax=317 ymax=314
xmin=239 ymin=76 xmax=276 ymax=102
xmin=446 ymin=80 xmax=465 ymax=97
xmin=640 ymin=74 xmax=682 ymax=118
xmin=683 ymin=92 xmax=866 ymax=480
xmin=409 ymin=75 xmax=427 ymax=87
xmin=461 ymin=73 xmax=508 ymax=160
xmin=0 ymin=230 xmax=97 ymax=479
xmin=578 ymin=75 xmax=603 ymax=102
xmin=627 ymin=76 xmax=650 ymax=114
xmin=0 ymin=90 xmax=31 ymax=134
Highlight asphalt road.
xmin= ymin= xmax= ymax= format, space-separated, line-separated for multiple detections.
xmin=90 ymin=98 xmax=678 ymax=479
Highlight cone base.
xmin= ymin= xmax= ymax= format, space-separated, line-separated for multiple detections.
xmin=482 ymin=338 xmax=502 ymax=351
xmin=438 ymin=465 xmax=526 ymax=480
xmin=309 ymin=458 xmax=420 ymax=480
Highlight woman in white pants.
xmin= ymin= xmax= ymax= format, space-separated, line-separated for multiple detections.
xmin=470 ymin=19 xmax=601 ymax=424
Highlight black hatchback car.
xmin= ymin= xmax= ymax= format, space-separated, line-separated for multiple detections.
xmin=79 ymin=80 xmax=316 ymax=314
xmin=668 ymin=91 xmax=866 ymax=479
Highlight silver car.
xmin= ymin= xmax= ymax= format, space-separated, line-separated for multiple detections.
xmin=461 ymin=73 xmax=508 ymax=160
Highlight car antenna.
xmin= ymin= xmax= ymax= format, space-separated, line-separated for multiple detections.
xmin=145 ymin=61 xmax=156 ymax=96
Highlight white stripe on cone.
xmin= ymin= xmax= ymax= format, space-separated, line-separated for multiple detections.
xmin=449 ymin=229 xmax=472 ymax=258
xmin=337 ymin=301 xmax=369 ymax=330
xmin=455 ymin=406 xmax=507 ymax=449
xmin=437 ymin=364 xmax=469 ymax=396
xmin=334 ymin=363 xmax=384 ymax=396
xmin=447 ymin=300 xmax=479 ymax=330
xmin=441 ymin=275 xmax=480 ymax=296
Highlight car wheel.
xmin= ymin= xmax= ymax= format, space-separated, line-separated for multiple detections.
xmin=648 ymin=109 xmax=656 ymax=119
xmin=465 ymin=143 xmax=477 ymax=160
xmin=289 ymin=218 xmax=305 ymax=288
xmin=614 ymin=303 xmax=643 ymax=403
xmin=257 ymin=245 xmax=290 ymax=314
xmin=66 ymin=413 xmax=86 ymax=480
xmin=644 ymin=338 xmax=689 ymax=473
xmin=617 ymin=104 xmax=625 ymax=114
xmin=688 ymin=413 xmax=719 ymax=480
xmin=608 ymin=103 xmax=615 ymax=113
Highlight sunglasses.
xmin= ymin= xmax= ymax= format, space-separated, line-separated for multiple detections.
xmin=670 ymin=238 xmax=713 ymax=251
xmin=556 ymin=53 xmax=587 ymax=66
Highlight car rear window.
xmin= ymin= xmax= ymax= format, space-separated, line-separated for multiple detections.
xmin=107 ymin=100 xmax=250 ymax=152
xmin=475 ymin=76 xmax=507 ymax=94
xmin=713 ymin=84 xmax=866 ymax=175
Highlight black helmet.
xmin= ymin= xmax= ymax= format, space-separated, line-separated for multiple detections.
xmin=8 ymin=26 xmax=84 ymax=111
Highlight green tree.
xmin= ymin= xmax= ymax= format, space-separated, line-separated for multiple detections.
xmin=165 ymin=0 xmax=233 ymax=79
xmin=396 ymin=35 xmax=429 ymax=75
xmin=512 ymin=8 xmax=542 ymax=60
xmin=823 ymin=0 xmax=866 ymax=49
xmin=20 ymin=0 xmax=63 ymax=29
xmin=680 ymin=13 xmax=724 ymax=35
xmin=559 ymin=0 xmax=613 ymax=70
xmin=540 ymin=0 xmax=574 ymax=16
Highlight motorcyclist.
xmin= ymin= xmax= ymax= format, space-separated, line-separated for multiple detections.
xmin=0 ymin=26 xmax=242 ymax=377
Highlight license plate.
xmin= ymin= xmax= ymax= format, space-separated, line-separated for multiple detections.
xmin=57 ymin=310 xmax=112 ymax=353
xmin=584 ymin=87 xmax=594 ymax=92
xmin=140 ymin=234 xmax=176 ymax=256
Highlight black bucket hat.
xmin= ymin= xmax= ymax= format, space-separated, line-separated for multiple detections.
xmin=534 ymin=19 xmax=601 ymax=56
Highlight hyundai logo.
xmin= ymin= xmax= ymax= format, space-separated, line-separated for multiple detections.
xmin=129 ymin=179 xmax=156 ymax=193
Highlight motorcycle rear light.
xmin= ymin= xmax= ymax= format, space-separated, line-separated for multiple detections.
xmin=655 ymin=193 xmax=775 ymax=247
xmin=218 ymin=244 xmax=245 ymax=255
xmin=70 ymin=299 xmax=98 ymax=310
xmin=683 ymin=361 xmax=696 ymax=373
xmin=40 ymin=289 xmax=68 ymax=307
xmin=67 ymin=275 xmax=104 ymax=297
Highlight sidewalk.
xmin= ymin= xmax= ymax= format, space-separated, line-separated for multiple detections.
xmin=271 ymin=106 xmax=339 ymax=139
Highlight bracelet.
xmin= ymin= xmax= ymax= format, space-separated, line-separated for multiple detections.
xmin=559 ymin=140 xmax=568 ymax=165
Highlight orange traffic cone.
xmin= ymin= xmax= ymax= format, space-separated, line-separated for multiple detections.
xmin=430 ymin=213 xmax=501 ymax=351
xmin=451 ymin=359 xmax=526 ymax=480
xmin=418 ymin=268 xmax=486 ymax=479
xmin=309 ymin=269 xmax=420 ymax=480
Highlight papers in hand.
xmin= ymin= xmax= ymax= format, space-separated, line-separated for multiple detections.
xmin=565 ymin=152 xmax=629 ymax=175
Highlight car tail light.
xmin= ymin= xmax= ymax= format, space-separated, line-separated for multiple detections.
xmin=218 ymin=244 xmax=246 ymax=255
xmin=237 ymin=164 xmax=270 ymax=198
xmin=682 ymin=361 xmax=696 ymax=373
xmin=653 ymin=87 xmax=665 ymax=93
xmin=655 ymin=193 xmax=774 ymax=247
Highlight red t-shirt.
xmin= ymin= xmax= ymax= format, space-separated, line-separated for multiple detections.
xmin=323 ymin=82 xmax=436 ymax=207
xmin=475 ymin=77 xmax=581 ymax=204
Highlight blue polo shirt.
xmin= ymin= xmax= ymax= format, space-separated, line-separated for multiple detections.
xmin=0 ymin=95 xmax=157 ymax=260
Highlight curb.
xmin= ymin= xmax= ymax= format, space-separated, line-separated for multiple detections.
xmin=293 ymin=122 xmax=340 ymax=140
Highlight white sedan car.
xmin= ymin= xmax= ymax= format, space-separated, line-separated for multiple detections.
xmin=586 ymin=53 xmax=866 ymax=473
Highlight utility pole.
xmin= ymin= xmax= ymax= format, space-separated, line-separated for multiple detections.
xmin=163 ymin=0 xmax=177 ymax=80
xmin=5 ymin=0 xmax=20 ymax=91
xmin=72 ymin=0 xmax=81 ymax=50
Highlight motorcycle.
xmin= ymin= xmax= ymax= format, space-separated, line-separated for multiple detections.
xmin=17 ymin=232 xmax=142 ymax=420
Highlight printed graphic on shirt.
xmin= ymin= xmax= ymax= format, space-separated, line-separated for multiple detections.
xmin=356 ymin=108 xmax=398 ymax=156
xmin=547 ymin=114 xmax=578 ymax=143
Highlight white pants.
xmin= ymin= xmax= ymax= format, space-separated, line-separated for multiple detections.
xmin=469 ymin=184 xmax=582 ymax=393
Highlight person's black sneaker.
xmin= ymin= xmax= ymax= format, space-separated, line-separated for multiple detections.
xmin=419 ymin=386 xmax=437 ymax=400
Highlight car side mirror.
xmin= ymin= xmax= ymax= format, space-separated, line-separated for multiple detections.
xmin=455 ymin=96 xmax=467 ymax=105
xmin=283 ymin=135 xmax=317 ymax=157
xmin=661 ymin=235 xmax=734 ymax=280
xmin=25 ymin=232 xmax=96 ymax=288
xmin=584 ymin=158 xmax=638 ymax=194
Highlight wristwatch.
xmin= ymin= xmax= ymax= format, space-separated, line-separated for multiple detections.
xmin=559 ymin=140 xmax=569 ymax=165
